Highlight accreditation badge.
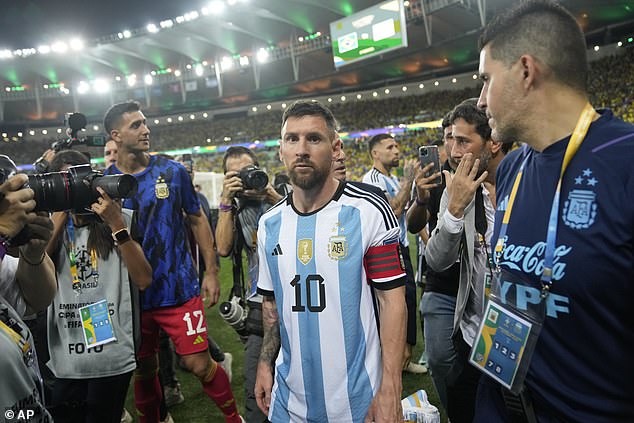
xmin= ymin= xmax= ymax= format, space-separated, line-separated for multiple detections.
xmin=79 ymin=299 xmax=116 ymax=349
xmin=469 ymin=269 xmax=545 ymax=394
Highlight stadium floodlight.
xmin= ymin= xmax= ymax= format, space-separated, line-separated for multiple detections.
xmin=17 ymin=132 xmax=22 ymax=137
xmin=327 ymin=98 xmax=332 ymax=102
xmin=117 ymin=32 xmax=124 ymax=39
xmin=209 ymin=0 xmax=226 ymax=14
xmin=29 ymin=130 xmax=35 ymax=136
xmin=147 ymin=23 xmax=159 ymax=33
xmin=178 ymin=116 xmax=184 ymax=121
xmin=174 ymin=69 xmax=182 ymax=77
xmin=373 ymin=91 xmax=378 ymax=97
xmin=224 ymin=136 xmax=232 ymax=141
xmin=402 ymin=86 xmax=407 ymax=92
xmin=42 ymin=130 xmax=48 ymax=135
xmin=298 ymin=36 xmax=304 ymax=42
xmin=127 ymin=74 xmax=137 ymax=87
xmin=618 ymin=41 xmax=623 ymax=47
xmin=154 ymin=119 xmax=160 ymax=124
xmin=256 ymin=48 xmax=269 ymax=63
xmin=38 ymin=45 xmax=51 ymax=54
xmin=266 ymin=104 xmax=272 ymax=110
xmin=201 ymin=7 xmax=210 ymax=15
xmin=190 ymin=114 xmax=196 ymax=120
xmin=77 ymin=81 xmax=90 ymax=94
xmin=252 ymin=107 xmax=257 ymax=112
xmin=227 ymin=0 xmax=237 ymax=5
xmin=69 ymin=38 xmax=84 ymax=51
xmin=122 ymin=30 xmax=132 ymax=38
xmin=341 ymin=95 xmax=346 ymax=101
xmin=167 ymin=117 xmax=173 ymax=123
xmin=51 ymin=41 xmax=68 ymax=53
xmin=434 ymin=81 xmax=439 ymax=86
xmin=202 ymin=60 xmax=209 ymax=66
xmin=186 ymin=64 xmax=192 ymax=70
xmin=150 ymin=70 xmax=157 ymax=76
xmin=239 ymin=56 xmax=249 ymax=67
xmin=1 ymin=132 xmax=6 ymax=138
xmin=144 ymin=74 xmax=153 ymax=85
xmin=357 ymin=94 xmax=362 ymax=99
xmin=175 ymin=16 xmax=185 ymax=24
xmin=419 ymin=83 xmax=425 ymax=88
xmin=384 ymin=88 xmax=390 ymax=94
xmin=203 ymin=112 xmax=209 ymax=118
xmin=472 ymin=74 xmax=478 ymax=80
xmin=221 ymin=56 xmax=234 ymax=72
xmin=195 ymin=64 xmax=204 ymax=76
xmin=94 ymin=79 xmax=110 ymax=94
xmin=93 ymin=125 xmax=99 ymax=131
xmin=206 ymin=138 xmax=211 ymax=143
xmin=0 ymin=50 xmax=12 ymax=59
xmin=593 ymin=45 xmax=600 ymax=51
xmin=4 ymin=87 xmax=10 ymax=92
xmin=281 ymin=103 xmax=287 ymax=109
xmin=57 ymin=128 xmax=63 ymax=134
xmin=160 ymin=20 xmax=174 ymax=28
xmin=185 ymin=11 xmax=199 ymax=21
xmin=452 ymin=78 xmax=457 ymax=83
xmin=404 ymin=0 xmax=410 ymax=6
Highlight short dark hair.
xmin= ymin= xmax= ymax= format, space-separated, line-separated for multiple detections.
xmin=449 ymin=98 xmax=492 ymax=142
xmin=281 ymin=100 xmax=339 ymax=139
xmin=103 ymin=101 xmax=142 ymax=135
xmin=441 ymin=111 xmax=452 ymax=130
xmin=222 ymin=146 xmax=259 ymax=173
xmin=478 ymin=0 xmax=587 ymax=93
xmin=367 ymin=133 xmax=394 ymax=154
xmin=49 ymin=150 xmax=90 ymax=172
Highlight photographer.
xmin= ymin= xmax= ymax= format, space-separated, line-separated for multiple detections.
xmin=1 ymin=168 xmax=56 ymax=422
xmin=43 ymin=151 xmax=151 ymax=423
xmin=216 ymin=146 xmax=282 ymax=423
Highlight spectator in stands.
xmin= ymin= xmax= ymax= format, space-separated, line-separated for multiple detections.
xmin=475 ymin=1 xmax=634 ymax=421
xmin=104 ymin=139 xmax=118 ymax=168
xmin=103 ymin=101 xmax=242 ymax=423
xmin=362 ymin=133 xmax=427 ymax=375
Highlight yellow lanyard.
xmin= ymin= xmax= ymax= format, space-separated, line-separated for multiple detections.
xmin=0 ymin=319 xmax=30 ymax=355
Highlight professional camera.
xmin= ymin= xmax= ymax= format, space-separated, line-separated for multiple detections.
xmin=239 ymin=165 xmax=268 ymax=191
xmin=219 ymin=296 xmax=249 ymax=339
xmin=0 ymin=155 xmax=137 ymax=213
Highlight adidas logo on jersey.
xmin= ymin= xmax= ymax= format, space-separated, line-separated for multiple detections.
xmin=272 ymin=244 xmax=283 ymax=256
xmin=193 ymin=335 xmax=205 ymax=345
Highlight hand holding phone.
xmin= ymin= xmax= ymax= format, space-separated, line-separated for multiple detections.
xmin=419 ymin=145 xmax=442 ymax=185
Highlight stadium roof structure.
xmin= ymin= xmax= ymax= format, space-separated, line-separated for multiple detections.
xmin=1 ymin=0 xmax=634 ymax=128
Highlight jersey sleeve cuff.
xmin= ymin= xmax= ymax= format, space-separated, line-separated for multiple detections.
xmin=257 ymin=287 xmax=275 ymax=297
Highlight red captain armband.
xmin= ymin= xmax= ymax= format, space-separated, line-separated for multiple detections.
xmin=364 ymin=243 xmax=406 ymax=284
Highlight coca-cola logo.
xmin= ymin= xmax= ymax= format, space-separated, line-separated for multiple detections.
xmin=498 ymin=238 xmax=572 ymax=281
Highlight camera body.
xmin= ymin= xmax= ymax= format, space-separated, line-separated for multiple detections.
xmin=52 ymin=113 xmax=107 ymax=153
xmin=218 ymin=296 xmax=249 ymax=339
xmin=239 ymin=165 xmax=268 ymax=191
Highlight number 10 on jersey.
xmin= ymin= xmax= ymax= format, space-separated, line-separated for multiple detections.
xmin=290 ymin=274 xmax=326 ymax=312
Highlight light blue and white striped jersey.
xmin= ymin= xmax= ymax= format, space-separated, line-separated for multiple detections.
xmin=257 ymin=181 xmax=405 ymax=423
xmin=362 ymin=168 xmax=409 ymax=247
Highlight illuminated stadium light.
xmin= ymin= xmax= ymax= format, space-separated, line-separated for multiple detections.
xmin=69 ymin=38 xmax=84 ymax=51
xmin=29 ymin=130 xmax=35 ymax=136
xmin=202 ymin=112 xmax=209 ymax=118
xmin=154 ymin=119 xmax=160 ymax=124
xmin=202 ymin=60 xmax=209 ymax=66
xmin=178 ymin=116 xmax=184 ymax=121
xmin=195 ymin=64 xmax=204 ymax=76
xmin=201 ymin=7 xmax=210 ymax=15
xmin=227 ymin=0 xmax=238 ymax=5
xmin=207 ymin=138 xmax=212 ymax=143
xmin=186 ymin=64 xmax=192 ymax=70
xmin=175 ymin=16 xmax=185 ymax=24
xmin=167 ymin=117 xmax=173 ymax=123
xmin=256 ymin=48 xmax=269 ymax=63
xmin=434 ymin=81 xmax=439 ymax=86
xmin=298 ymin=36 xmax=304 ymax=42
xmin=341 ymin=95 xmax=346 ymax=101
xmin=402 ymin=86 xmax=407 ymax=91
xmin=266 ymin=104 xmax=272 ymax=110
xmin=0 ymin=50 xmax=12 ymax=59
xmin=60 ymin=87 xmax=70 ymax=95
xmin=42 ymin=130 xmax=48 ymax=135
xmin=221 ymin=57 xmax=234 ymax=72
xmin=37 ymin=45 xmax=51 ymax=54
xmin=452 ymin=78 xmax=457 ymax=83
xmin=328 ymin=98 xmax=333 ymax=102
xmin=160 ymin=20 xmax=174 ymax=28
xmin=209 ymin=1 xmax=226 ymax=14
xmin=147 ymin=24 xmax=159 ymax=33
xmin=473 ymin=74 xmax=478 ymax=80
xmin=184 ymin=11 xmax=199 ymax=21
xmin=190 ymin=114 xmax=196 ymax=120
xmin=593 ymin=45 xmax=599 ymax=51
xmin=93 ymin=125 xmax=99 ymax=131
xmin=224 ymin=136 xmax=232 ymax=142
xmin=174 ymin=69 xmax=182 ymax=77
xmin=281 ymin=103 xmax=287 ymax=109
xmin=51 ymin=41 xmax=68 ymax=53
xmin=254 ymin=140 xmax=260 ymax=144
xmin=150 ymin=70 xmax=157 ymax=76
xmin=93 ymin=79 xmax=110 ymax=94
xmin=1 ymin=132 xmax=6 ymax=138
xmin=404 ymin=1 xmax=410 ymax=6
xmin=43 ymin=84 xmax=49 ymax=89
xmin=618 ymin=41 xmax=623 ymax=47
xmin=373 ymin=91 xmax=378 ymax=97
xmin=17 ymin=132 xmax=22 ymax=137
xmin=127 ymin=74 xmax=137 ymax=87
xmin=252 ymin=107 xmax=257 ymax=112
xmin=239 ymin=56 xmax=250 ymax=67
xmin=123 ymin=30 xmax=132 ymax=39
xmin=77 ymin=81 xmax=90 ymax=94
xmin=4 ymin=87 xmax=9 ymax=92
xmin=357 ymin=94 xmax=362 ymax=99
xmin=117 ymin=32 xmax=124 ymax=39
xmin=384 ymin=88 xmax=390 ymax=94
xmin=629 ymin=37 xmax=633 ymax=43
xmin=144 ymin=74 xmax=153 ymax=85
xmin=419 ymin=83 xmax=425 ymax=88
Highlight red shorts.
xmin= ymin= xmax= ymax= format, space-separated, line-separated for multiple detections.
xmin=138 ymin=296 xmax=209 ymax=359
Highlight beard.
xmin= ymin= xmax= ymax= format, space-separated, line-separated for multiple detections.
xmin=289 ymin=160 xmax=331 ymax=190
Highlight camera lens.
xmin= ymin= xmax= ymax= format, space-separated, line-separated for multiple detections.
xmin=28 ymin=172 xmax=73 ymax=212
xmin=92 ymin=174 xmax=138 ymax=199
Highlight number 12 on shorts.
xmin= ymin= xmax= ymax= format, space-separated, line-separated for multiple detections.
xmin=183 ymin=310 xmax=206 ymax=336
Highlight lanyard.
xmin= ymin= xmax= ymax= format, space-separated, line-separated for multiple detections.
xmin=494 ymin=103 xmax=595 ymax=298
xmin=0 ymin=318 xmax=34 ymax=368
xmin=67 ymin=217 xmax=99 ymax=294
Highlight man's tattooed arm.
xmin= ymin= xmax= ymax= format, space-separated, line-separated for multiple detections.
xmin=259 ymin=296 xmax=280 ymax=366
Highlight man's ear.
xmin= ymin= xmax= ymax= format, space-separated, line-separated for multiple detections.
xmin=110 ymin=129 xmax=122 ymax=144
xmin=332 ymin=134 xmax=342 ymax=159
xmin=490 ymin=139 xmax=502 ymax=155
xmin=519 ymin=54 xmax=539 ymax=92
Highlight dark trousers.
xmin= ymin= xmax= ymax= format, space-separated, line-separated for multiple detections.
xmin=446 ymin=331 xmax=482 ymax=423
xmin=49 ymin=371 xmax=133 ymax=423
xmin=402 ymin=244 xmax=417 ymax=346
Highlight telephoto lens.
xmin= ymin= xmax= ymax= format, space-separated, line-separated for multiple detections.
xmin=219 ymin=296 xmax=250 ymax=338
xmin=239 ymin=165 xmax=269 ymax=191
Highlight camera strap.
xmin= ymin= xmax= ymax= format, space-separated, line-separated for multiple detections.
xmin=0 ymin=309 xmax=34 ymax=367
xmin=66 ymin=216 xmax=99 ymax=295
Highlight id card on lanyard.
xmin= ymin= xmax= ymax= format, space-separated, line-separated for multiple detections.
xmin=469 ymin=103 xmax=596 ymax=394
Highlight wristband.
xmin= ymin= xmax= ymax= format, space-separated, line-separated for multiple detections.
xmin=218 ymin=202 xmax=234 ymax=212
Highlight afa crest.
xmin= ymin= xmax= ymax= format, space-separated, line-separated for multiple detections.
xmin=297 ymin=239 xmax=313 ymax=265
xmin=328 ymin=235 xmax=348 ymax=260
xmin=563 ymin=189 xmax=597 ymax=229
xmin=155 ymin=176 xmax=169 ymax=199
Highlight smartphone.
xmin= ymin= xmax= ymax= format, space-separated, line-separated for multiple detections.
xmin=419 ymin=145 xmax=442 ymax=185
